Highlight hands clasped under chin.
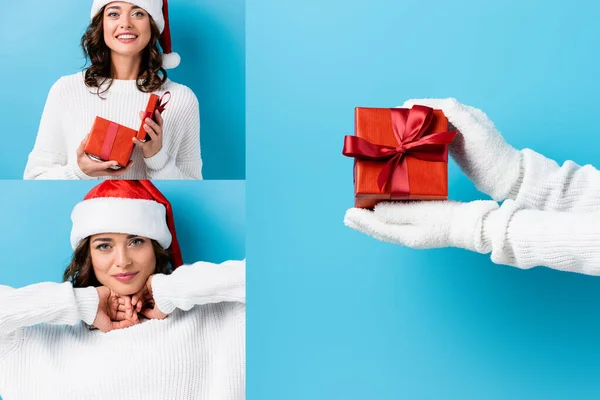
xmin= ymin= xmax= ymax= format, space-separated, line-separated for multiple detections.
xmin=93 ymin=274 xmax=168 ymax=333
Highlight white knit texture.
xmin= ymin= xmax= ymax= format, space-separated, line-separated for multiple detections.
xmin=23 ymin=72 xmax=202 ymax=180
xmin=478 ymin=149 xmax=600 ymax=274
xmin=0 ymin=260 xmax=245 ymax=400
xmin=70 ymin=197 xmax=171 ymax=250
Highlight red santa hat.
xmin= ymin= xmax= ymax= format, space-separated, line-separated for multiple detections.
xmin=91 ymin=0 xmax=181 ymax=69
xmin=70 ymin=180 xmax=183 ymax=268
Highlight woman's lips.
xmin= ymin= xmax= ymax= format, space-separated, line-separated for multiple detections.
xmin=116 ymin=34 xmax=138 ymax=44
xmin=112 ymin=272 xmax=139 ymax=283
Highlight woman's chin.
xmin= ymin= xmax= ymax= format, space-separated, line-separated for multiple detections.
xmin=109 ymin=45 xmax=147 ymax=60
xmin=109 ymin=281 xmax=144 ymax=296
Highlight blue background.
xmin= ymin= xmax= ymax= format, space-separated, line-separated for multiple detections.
xmin=0 ymin=181 xmax=245 ymax=288
xmin=247 ymin=0 xmax=600 ymax=399
xmin=0 ymin=0 xmax=244 ymax=180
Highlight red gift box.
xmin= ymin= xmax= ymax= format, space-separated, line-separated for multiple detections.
xmin=84 ymin=92 xmax=171 ymax=168
xmin=342 ymin=105 xmax=457 ymax=208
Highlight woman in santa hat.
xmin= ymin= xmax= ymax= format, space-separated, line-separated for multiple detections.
xmin=0 ymin=180 xmax=244 ymax=399
xmin=23 ymin=1 xmax=202 ymax=180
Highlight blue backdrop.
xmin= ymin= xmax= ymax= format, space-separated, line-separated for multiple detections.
xmin=0 ymin=0 xmax=244 ymax=180
xmin=247 ymin=0 xmax=600 ymax=399
xmin=0 ymin=181 xmax=245 ymax=288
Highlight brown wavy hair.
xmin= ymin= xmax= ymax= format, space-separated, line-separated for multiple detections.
xmin=63 ymin=237 xmax=173 ymax=288
xmin=81 ymin=6 xmax=167 ymax=97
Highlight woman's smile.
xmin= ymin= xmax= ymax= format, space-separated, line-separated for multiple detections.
xmin=115 ymin=32 xmax=138 ymax=43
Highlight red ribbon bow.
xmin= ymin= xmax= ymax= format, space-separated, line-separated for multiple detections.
xmin=155 ymin=91 xmax=171 ymax=113
xmin=342 ymin=105 xmax=457 ymax=197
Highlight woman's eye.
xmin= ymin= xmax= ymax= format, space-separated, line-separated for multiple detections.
xmin=96 ymin=244 xmax=111 ymax=251
xmin=130 ymin=238 xmax=145 ymax=246
xmin=107 ymin=12 xmax=119 ymax=17
xmin=133 ymin=11 xmax=145 ymax=17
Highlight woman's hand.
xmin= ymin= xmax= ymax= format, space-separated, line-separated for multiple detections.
xmin=133 ymin=110 xmax=164 ymax=158
xmin=344 ymin=200 xmax=498 ymax=252
xmin=118 ymin=275 xmax=168 ymax=321
xmin=93 ymin=287 xmax=139 ymax=332
xmin=76 ymin=135 xmax=134 ymax=177
xmin=400 ymin=98 xmax=522 ymax=201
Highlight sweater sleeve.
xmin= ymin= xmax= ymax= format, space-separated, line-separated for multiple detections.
xmin=507 ymin=148 xmax=600 ymax=212
xmin=152 ymin=259 xmax=245 ymax=314
xmin=145 ymin=90 xmax=203 ymax=180
xmin=23 ymin=79 xmax=88 ymax=180
xmin=0 ymin=282 xmax=99 ymax=355
xmin=480 ymin=199 xmax=600 ymax=275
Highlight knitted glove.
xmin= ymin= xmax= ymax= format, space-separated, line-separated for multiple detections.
xmin=400 ymin=98 xmax=522 ymax=201
xmin=344 ymin=200 xmax=499 ymax=252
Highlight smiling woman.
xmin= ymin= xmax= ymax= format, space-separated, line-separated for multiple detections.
xmin=23 ymin=0 xmax=203 ymax=180
xmin=0 ymin=180 xmax=245 ymax=399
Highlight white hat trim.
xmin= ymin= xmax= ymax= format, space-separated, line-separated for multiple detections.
xmin=70 ymin=197 xmax=172 ymax=249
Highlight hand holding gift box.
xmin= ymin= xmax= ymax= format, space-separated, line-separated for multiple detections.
xmin=343 ymin=105 xmax=457 ymax=208
xmin=84 ymin=92 xmax=171 ymax=169
xmin=343 ymin=99 xmax=577 ymax=273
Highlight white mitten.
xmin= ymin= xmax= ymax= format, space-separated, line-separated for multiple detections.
xmin=400 ymin=98 xmax=522 ymax=201
xmin=344 ymin=200 xmax=499 ymax=252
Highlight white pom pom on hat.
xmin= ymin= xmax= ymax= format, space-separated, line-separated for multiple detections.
xmin=90 ymin=0 xmax=180 ymax=69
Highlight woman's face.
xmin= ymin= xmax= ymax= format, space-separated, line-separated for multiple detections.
xmin=102 ymin=2 xmax=152 ymax=59
xmin=90 ymin=233 xmax=156 ymax=295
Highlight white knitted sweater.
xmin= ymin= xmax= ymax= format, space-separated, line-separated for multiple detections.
xmin=23 ymin=72 xmax=202 ymax=180
xmin=480 ymin=148 xmax=600 ymax=274
xmin=0 ymin=259 xmax=245 ymax=400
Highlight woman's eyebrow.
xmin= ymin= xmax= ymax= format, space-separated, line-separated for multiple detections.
xmin=106 ymin=5 xmax=142 ymax=11
xmin=92 ymin=237 xmax=113 ymax=243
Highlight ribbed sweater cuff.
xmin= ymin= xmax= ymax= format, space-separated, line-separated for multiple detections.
xmin=74 ymin=287 xmax=99 ymax=325
xmin=63 ymin=162 xmax=92 ymax=180
xmin=151 ymin=274 xmax=177 ymax=315
xmin=144 ymin=147 xmax=170 ymax=171
xmin=481 ymin=200 xmax=521 ymax=266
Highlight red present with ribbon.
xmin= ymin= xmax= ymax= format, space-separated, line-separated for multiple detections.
xmin=342 ymin=105 xmax=457 ymax=208
xmin=85 ymin=92 xmax=171 ymax=168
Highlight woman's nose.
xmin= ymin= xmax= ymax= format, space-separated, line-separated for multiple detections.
xmin=120 ymin=15 xmax=133 ymax=29
xmin=114 ymin=247 xmax=132 ymax=268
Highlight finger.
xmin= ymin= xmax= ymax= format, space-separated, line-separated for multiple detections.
xmin=139 ymin=111 xmax=146 ymax=120
xmin=154 ymin=109 xmax=163 ymax=127
xmin=77 ymin=137 xmax=87 ymax=155
xmin=141 ymin=308 xmax=154 ymax=320
xmin=143 ymin=121 xmax=159 ymax=141
xmin=104 ymin=160 xmax=133 ymax=176
xmin=117 ymin=304 xmax=127 ymax=312
xmin=116 ymin=310 xmax=128 ymax=320
xmin=145 ymin=116 xmax=161 ymax=133
xmin=373 ymin=201 xmax=455 ymax=225
xmin=131 ymin=292 xmax=139 ymax=306
xmin=91 ymin=160 xmax=120 ymax=171
xmin=344 ymin=208 xmax=419 ymax=246
xmin=123 ymin=296 xmax=133 ymax=317
xmin=110 ymin=319 xmax=137 ymax=331
xmin=131 ymin=310 xmax=139 ymax=323
xmin=142 ymin=308 xmax=167 ymax=320
xmin=132 ymin=137 xmax=146 ymax=148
